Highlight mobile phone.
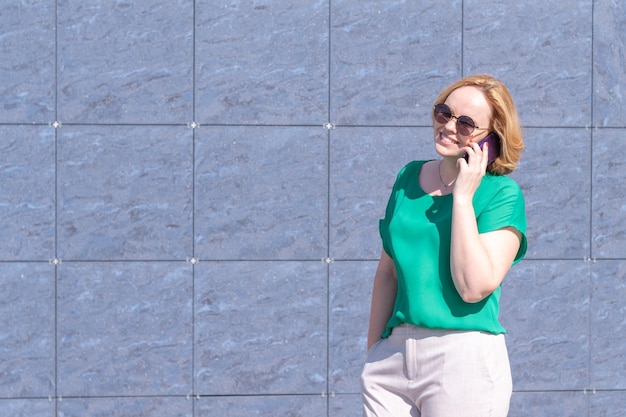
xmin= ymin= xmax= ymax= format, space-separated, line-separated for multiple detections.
xmin=463 ymin=133 xmax=501 ymax=165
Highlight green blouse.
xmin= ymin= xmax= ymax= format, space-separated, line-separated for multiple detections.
xmin=379 ymin=160 xmax=527 ymax=337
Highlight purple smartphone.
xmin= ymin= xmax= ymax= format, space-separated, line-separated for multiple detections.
xmin=463 ymin=133 xmax=501 ymax=165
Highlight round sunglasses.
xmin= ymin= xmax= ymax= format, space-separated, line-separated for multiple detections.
xmin=433 ymin=103 xmax=490 ymax=137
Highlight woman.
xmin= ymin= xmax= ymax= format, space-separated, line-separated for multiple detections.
xmin=361 ymin=74 xmax=527 ymax=417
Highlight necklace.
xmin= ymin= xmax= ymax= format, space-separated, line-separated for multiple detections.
xmin=438 ymin=160 xmax=456 ymax=189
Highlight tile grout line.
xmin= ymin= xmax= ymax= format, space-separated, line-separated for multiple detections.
xmin=53 ymin=1 xmax=59 ymax=415
xmin=461 ymin=0 xmax=465 ymax=77
xmin=191 ymin=0 xmax=197 ymax=411
xmin=326 ymin=1 xmax=333 ymax=413
xmin=587 ymin=3 xmax=595 ymax=414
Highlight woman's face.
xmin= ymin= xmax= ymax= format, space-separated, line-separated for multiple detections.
xmin=433 ymin=86 xmax=492 ymax=158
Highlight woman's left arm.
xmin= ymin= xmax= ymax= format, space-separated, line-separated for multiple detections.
xmin=450 ymin=142 xmax=522 ymax=303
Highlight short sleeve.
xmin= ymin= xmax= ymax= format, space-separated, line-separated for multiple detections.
xmin=378 ymin=161 xmax=423 ymax=259
xmin=378 ymin=170 xmax=402 ymax=258
xmin=476 ymin=178 xmax=528 ymax=264
xmin=379 ymin=218 xmax=392 ymax=258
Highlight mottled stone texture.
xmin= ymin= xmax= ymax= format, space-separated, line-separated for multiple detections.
xmin=0 ymin=0 xmax=624 ymax=416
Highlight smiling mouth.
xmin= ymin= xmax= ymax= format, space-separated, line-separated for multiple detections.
xmin=438 ymin=131 xmax=460 ymax=146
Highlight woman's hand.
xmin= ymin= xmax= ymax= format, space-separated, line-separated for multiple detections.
xmin=453 ymin=141 xmax=489 ymax=203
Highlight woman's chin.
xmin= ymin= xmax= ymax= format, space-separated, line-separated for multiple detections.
xmin=434 ymin=142 xmax=462 ymax=158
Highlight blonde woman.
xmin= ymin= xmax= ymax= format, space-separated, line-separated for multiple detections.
xmin=361 ymin=74 xmax=527 ymax=417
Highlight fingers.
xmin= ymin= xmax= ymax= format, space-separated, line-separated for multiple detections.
xmin=460 ymin=142 xmax=489 ymax=175
xmin=480 ymin=142 xmax=489 ymax=169
xmin=463 ymin=141 xmax=489 ymax=167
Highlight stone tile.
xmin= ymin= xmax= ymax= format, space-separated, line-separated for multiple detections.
xmin=508 ymin=391 xmax=588 ymax=417
xmin=593 ymin=0 xmax=626 ymax=127
xmin=57 ymin=0 xmax=193 ymax=124
xmin=0 ymin=399 xmax=55 ymax=417
xmin=0 ymin=1 xmax=55 ymax=123
xmin=57 ymin=262 xmax=193 ymax=396
xmin=465 ymin=0 xmax=593 ymax=127
xmin=0 ymin=263 xmax=55 ymax=397
xmin=329 ymin=127 xmax=437 ymax=260
xmin=329 ymin=394 xmax=362 ymax=417
xmin=195 ymin=1 xmax=328 ymax=125
xmin=57 ymin=397 xmax=192 ymax=417
xmin=194 ymin=261 xmax=327 ymax=395
xmin=328 ymin=261 xmax=376 ymax=394
xmin=589 ymin=391 xmax=626 ymax=417
xmin=500 ymin=260 xmax=590 ymax=391
xmin=195 ymin=395 xmax=327 ymax=417
xmin=510 ymin=128 xmax=591 ymax=259
xmin=195 ymin=126 xmax=327 ymax=260
xmin=331 ymin=0 xmax=462 ymax=125
xmin=0 ymin=126 xmax=55 ymax=261
xmin=2 ymin=0 xmax=626 ymax=415
xmin=592 ymin=129 xmax=626 ymax=258
xmin=590 ymin=260 xmax=626 ymax=389
xmin=57 ymin=126 xmax=193 ymax=261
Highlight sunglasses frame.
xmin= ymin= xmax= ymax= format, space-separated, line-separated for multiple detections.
xmin=433 ymin=103 xmax=490 ymax=137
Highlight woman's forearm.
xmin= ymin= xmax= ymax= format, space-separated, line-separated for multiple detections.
xmin=367 ymin=252 xmax=398 ymax=349
xmin=449 ymin=199 xmax=496 ymax=303
xmin=450 ymin=197 xmax=522 ymax=303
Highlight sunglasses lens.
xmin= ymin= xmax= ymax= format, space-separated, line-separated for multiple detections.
xmin=457 ymin=116 xmax=476 ymax=136
xmin=433 ymin=104 xmax=452 ymax=124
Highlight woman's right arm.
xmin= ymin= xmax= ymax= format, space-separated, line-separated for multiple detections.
xmin=366 ymin=250 xmax=398 ymax=350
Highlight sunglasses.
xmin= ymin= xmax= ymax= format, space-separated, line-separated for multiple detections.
xmin=433 ymin=103 xmax=490 ymax=137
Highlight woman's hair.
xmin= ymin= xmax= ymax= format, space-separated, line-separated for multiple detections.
xmin=432 ymin=74 xmax=524 ymax=175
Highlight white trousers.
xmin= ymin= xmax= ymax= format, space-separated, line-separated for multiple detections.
xmin=361 ymin=324 xmax=512 ymax=417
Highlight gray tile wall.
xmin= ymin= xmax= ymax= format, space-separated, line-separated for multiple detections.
xmin=1 ymin=1 xmax=624 ymax=416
